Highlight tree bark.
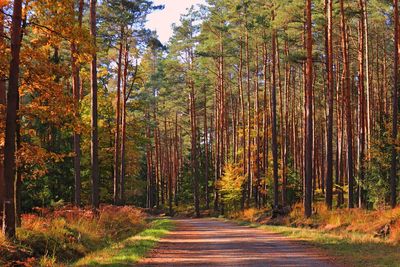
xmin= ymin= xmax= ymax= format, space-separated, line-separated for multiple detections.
xmin=391 ymin=0 xmax=399 ymax=208
xmin=113 ymin=27 xmax=124 ymax=205
xmin=71 ymin=0 xmax=84 ymax=207
xmin=0 ymin=7 xmax=7 ymax=229
xmin=120 ymin=42 xmax=128 ymax=205
xmin=90 ymin=0 xmax=100 ymax=210
xmin=304 ymin=0 xmax=313 ymax=217
xmin=204 ymin=87 xmax=210 ymax=209
xmin=2 ymin=0 xmax=23 ymax=238
xmin=190 ymin=82 xmax=200 ymax=217
xmin=340 ymin=0 xmax=354 ymax=208
xmin=255 ymin=44 xmax=261 ymax=207
xmin=245 ymin=30 xmax=252 ymax=208
xmin=271 ymin=11 xmax=279 ymax=209
xmin=358 ymin=0 xmax=366 ymax=208
xmin=325 ymin=0 xmax=334 ymax=209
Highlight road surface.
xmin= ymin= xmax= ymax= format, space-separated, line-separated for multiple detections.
xmin=137 ymin=218 xmax=337 ymax=266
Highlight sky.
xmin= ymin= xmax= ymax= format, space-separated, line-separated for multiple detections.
xmin=146 ymin=0 xmax=206 ymax=44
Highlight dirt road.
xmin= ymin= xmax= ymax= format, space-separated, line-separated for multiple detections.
xmin=137 ymin=218 xmax=336 ymax=266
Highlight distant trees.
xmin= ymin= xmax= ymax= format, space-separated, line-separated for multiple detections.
xmin=0 ymin=0 xmax=399 ymax=242
xmin=147 ymin=0 xmax=399 ymax=215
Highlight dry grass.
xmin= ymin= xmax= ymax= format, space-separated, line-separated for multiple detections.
xmin=226 ymin=204 xmax=400 ymax=266
xmin=75 ymin=219 xmax=174 ymax=266
xmin=0 ymin=205 xmax=147 ymax=266
xmin=228 ymin=203 xmax=400 ymax=243
xmin=289 ymin=203 xmax=400 ymax=243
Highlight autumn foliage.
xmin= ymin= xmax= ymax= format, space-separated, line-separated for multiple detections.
xmin=0 ymin=205 xmax=146 ymax=266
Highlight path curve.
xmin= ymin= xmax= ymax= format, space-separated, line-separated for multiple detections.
xmin=137 ymin=218 xmax=337 ymax=266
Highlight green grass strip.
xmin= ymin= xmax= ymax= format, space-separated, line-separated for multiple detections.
xmin=74 ymin=219 xmax=174 ymax=266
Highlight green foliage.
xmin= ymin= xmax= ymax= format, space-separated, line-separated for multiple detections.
xmin=365 ymin=123 xmax=393 ymax=209
xmin=286 ymin=165 xmax=302 ymax=205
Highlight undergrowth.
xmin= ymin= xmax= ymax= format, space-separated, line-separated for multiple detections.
xmin=226 ymin=203 xmax=400 ymax=244
xmin=0 ymin=205 xmax=147 ymax=266
xmin=74 ymin=219 xmax=174 ymax=266
xmin=225 ymin=203 xmax=400 ymax=266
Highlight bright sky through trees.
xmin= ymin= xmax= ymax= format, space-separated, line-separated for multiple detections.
xmin=146 ymin=0 xmax=206 ymax=43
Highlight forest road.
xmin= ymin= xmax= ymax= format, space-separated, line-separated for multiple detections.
xmin=136 ymin=218 xmax=337 ymax=267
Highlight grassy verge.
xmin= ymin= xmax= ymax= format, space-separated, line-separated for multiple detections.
xmin=0 ymin=205 xmax=148 ymax=266
xmin=74 ymin=219 xmax=174 ymax=266
xmin=224 ymin=218 xmax=400 ymax=266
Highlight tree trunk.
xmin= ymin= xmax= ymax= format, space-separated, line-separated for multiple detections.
xmin=2 ymin=0 xmax=23 ymax=238
xmin=204 ymin=88 xmax=210 ymax=210
xmin=271 ymin=12 xmax=279 ymax=209
xmin=391 ymin=0 xmax=399 ymax=208
xmin=325 ymin=0 xmax=334 ymax=209
xmin=71 ymin=0 xmax=84 ymax=207
xmin=15 ymin=98 xmax=21 ymax=227
xmin=90 ymin=0 xmax=100 ymax=210
xmin=154 ymin=113 xmax=160 ymax=207
xmin=364 ymin=0 xmax=371 ymax=156
xmin=146 ymin=115 xmax=152 ymax=208
xmin=120 ymin=42 xmax=128 ymax=205
xmin=245 ymin=30 xmax=252 ymax=208
xmin=113 ymin=27 xmax=124 ymax=205
xmin=255 ymin=44 xmax=261 ymax=207
xmin=340 ymin=0 xmax=354 ymax=208
xmin=358 ymin=0 xmax=366 ymax=208
xmin=304 ymin=0 xmax=313 ymax=217
xmin=0 ymin=7 xmax=7 ymax=229
xmin=190 ymin=82 xmax=200 ymax=217
xmin=238 ymin=35 xmax=246 ymax=209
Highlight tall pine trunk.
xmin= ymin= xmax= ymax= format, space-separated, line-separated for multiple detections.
xmin=271 ymin=12 xmax=279 ymax=209
xmin=113 ymin=28 xmax=124 ymax=205
xmin=325 ymin=0 xmax=334 ymax=209
xmin=90 ymin=0 xmax=100 ymax=210
xmin=340 ymin=0 xmax=354 ymax=208
xmin=391 ymin=0 xmax=399 ymax=208
xmin=304 ymin=0 xmax=314 ymax=218
xmin=358 ymin=0 xmax=366 ymax=208
xmin=204 ymin=88 xmax=210 ymax=209
xmin=120 ymin=42 xmax=128 ymax=204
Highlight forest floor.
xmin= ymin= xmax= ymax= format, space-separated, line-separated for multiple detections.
xmin=136 ymin=218 xmax=336 ymax=267
xmin=0 ymin=206 xmax=169 ymax=266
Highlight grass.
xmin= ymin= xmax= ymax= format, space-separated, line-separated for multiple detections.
xmin=1 ymin=205 xmax=148 ymax=266
xmin=74 ymin=219 xmax=174 ymax=266
xmin=224 ymin=203 xmax=400 ymax=267
xmin=261 ymin=224 xmax=400 ymax=267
